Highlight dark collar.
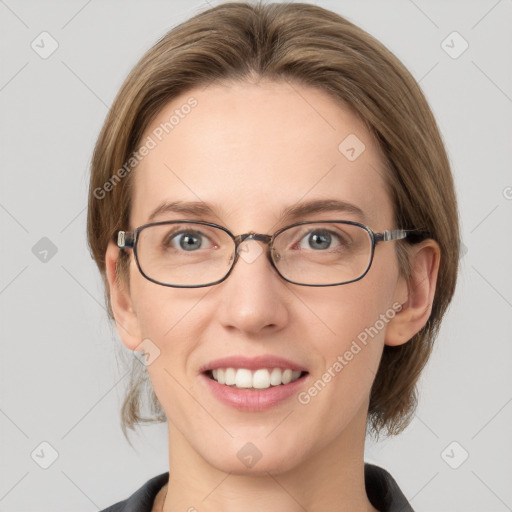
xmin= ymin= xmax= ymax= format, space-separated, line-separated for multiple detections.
xmin=100 ymin=463 xmax=413 ymax=512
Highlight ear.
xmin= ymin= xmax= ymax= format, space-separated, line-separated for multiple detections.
xmin=385 ymin=239 xmax=441 ymax=346
xmin=105 ymin=240 xmax=143 ymax=351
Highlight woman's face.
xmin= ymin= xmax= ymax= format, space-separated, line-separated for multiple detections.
xmin=113 ymin=80 xmax=408 ymax=474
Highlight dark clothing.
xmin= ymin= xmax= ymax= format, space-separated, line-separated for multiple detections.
xmin=100 ymin=463 xmax=413 ymax=512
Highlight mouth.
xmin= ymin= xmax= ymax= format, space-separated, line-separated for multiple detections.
xmin=204 ymin=368 xmax=309 ymax=390
xmin=201 ymin=362 xmax=311 ymax=411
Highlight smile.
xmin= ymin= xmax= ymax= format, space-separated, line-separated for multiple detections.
xmin=206 ymin=367 xmax=306 ymax=390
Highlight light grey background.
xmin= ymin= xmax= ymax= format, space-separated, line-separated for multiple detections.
xmin=1 ymin=0 xmax=511 ymax=510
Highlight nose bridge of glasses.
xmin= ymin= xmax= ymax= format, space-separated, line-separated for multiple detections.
xmin=235 ymin=233 xmax=272 ymax=246
xmin=234 ymin=233 xmax=276 ymax=265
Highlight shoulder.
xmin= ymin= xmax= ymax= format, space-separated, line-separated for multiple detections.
xmin=364 ymin=463 xmax=414 ymax=512
xmin=99 ymin=472 xmax=169 ymax=512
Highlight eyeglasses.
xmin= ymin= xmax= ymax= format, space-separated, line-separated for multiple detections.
xmin=116 ymin=220 xmax=422 ymax=288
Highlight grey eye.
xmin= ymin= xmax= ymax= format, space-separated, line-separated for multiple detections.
xmin=165 ymin=230 xmax=207 ymax=251
xmin=306 ymin=231 xmax=332 ymax=250
xmin=178 ymin=233 xmax=202 ymax=250
xmin=298 ymin=229 xmax=344 ymax=250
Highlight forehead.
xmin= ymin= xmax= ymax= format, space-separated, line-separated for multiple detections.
xmin=131 ymin=79 xmax=393 ymax=230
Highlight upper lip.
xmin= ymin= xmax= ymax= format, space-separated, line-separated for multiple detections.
xmin=200 ymin=355 xmax=309 ymax=373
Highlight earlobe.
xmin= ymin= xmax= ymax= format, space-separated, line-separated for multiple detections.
xmin=105 ymin=240 xmax=143 ymax=351
xmin=385 ymin=239 xmax=441 ymax=347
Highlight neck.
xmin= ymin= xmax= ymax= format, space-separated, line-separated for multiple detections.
xmin=161 ymin=406 xmax=378 ymax=512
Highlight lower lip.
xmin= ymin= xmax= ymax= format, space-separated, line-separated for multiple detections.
xmin=200 ymin=372 xmax=308 ymax=411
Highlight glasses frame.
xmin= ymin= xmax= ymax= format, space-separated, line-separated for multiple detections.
xmin=116 ymin=219 xmax=424 ymax=288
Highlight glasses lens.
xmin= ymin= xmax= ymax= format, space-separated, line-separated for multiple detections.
xmin=272 ymin=222 xmax=372 ymax=285
xmin=136 ymin=222 xmax=235 ymax=286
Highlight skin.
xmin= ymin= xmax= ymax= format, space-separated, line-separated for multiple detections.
xmin=105 ymin=79 xmax=440 ymax=512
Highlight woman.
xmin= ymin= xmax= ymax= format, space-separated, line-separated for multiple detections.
xmin=88 ymin=2 xmax=459 ymax=511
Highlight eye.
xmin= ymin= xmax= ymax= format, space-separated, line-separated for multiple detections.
xmin=165 ymin=229 xmax=211 ymax=251
xmin=297 ymin=228 xmax=349 ymax=251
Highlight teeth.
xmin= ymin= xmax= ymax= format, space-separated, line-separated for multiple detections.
xmin=225 ymin=368 xmax=236 ymax=385
xmin=236 ymin=369 xmax=253 ymax=388
xmin=253 ymin=369 xmax=269 ymax=389
xmin=210 ymin=368 xmax=302 ymax=389
xmin=270 ymin=368 xmax=282 ymax=386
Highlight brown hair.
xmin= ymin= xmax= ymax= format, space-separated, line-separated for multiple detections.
xmin=87 ymin=1 xmax=459 ymax=441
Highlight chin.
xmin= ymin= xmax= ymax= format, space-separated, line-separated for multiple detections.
xmin=198 ymin=436 xmax=307 ymax=476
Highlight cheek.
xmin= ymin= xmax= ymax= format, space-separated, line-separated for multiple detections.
xmin=293 ymin=283 xmax=397 ymax=445
xmin=307 ymin=286 xmax=390 ymax=385
xmin=130 ymin=280 xmax=212 ymax=420
xmin=128 ymin=271 xmax=214 ymax=411
xmin=303 ymin=260 xmax=400 ymax=350
xmin=301 ymin=255 xmax=401 ymax=393
xmin=129 ymin=253 xmax=208 ymax=338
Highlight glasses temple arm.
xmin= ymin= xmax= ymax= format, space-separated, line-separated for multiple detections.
xmin=116 ymin=231 xmax=135 ymax=249
xmin=375 ymin=228 xmax=430 ymax=244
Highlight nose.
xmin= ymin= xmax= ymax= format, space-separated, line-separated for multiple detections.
xmin=215 ymin=238 xmax=289 ymax=335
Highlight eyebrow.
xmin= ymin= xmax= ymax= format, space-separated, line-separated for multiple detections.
xmin=147 ymin=199 xmax=366 ymax=225
xmin=279 ymin=199 xmax=366 ymax=224
xmin=148 ymin=201 xmax=219 ymax=222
